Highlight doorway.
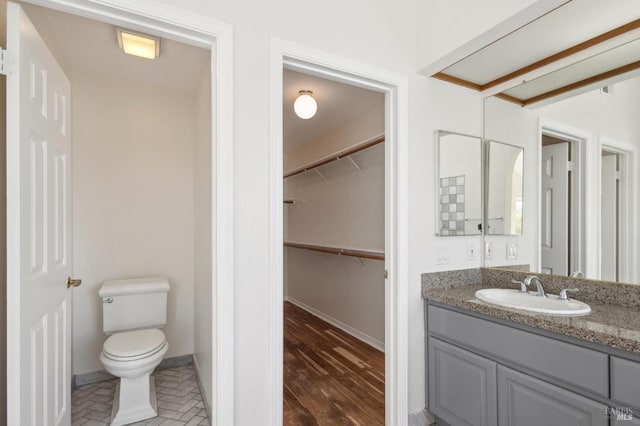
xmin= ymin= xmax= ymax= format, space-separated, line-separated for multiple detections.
xmin=539 ymin=126 xmax=587 ymax=277
xmin=5 ymin=1 xmax=234 ymax=425
xmin=268 ymin=42 xmax=409 ymax=425
xmin=282 ymin=69 xmax=386 ymax=424
xmin=600 ymin=149 xmax=620 ymax=281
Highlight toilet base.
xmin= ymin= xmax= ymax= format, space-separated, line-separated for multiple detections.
xmin=109 ymin=376 xmax=158 ymax=425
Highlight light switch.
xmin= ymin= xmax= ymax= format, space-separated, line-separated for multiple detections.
xmin=507 ymin=243 xmax=517 ymax=260
xmin=437 ymin=247 xmax=450 ymax=265
xmin=467 ymin=243 xmax=478 ymax=261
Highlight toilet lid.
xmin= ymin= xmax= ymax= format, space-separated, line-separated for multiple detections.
xmin=103 ymin=329 xmax=166 ymax=359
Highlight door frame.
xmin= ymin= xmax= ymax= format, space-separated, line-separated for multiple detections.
xmin=268 ymin=39 xmax=409 ymax=425
xmin=7 ymin=1 xmax=235 ymax=425
xmin=538 ymin=119 xmax=590 ymax=276
xmin=599 ymin=137 xmax=637 ymax=283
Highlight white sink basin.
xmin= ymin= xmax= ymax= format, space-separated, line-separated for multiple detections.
xmin=475 ymin=288 xmax=591 ymax=316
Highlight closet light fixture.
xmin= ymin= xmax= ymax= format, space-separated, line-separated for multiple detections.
xmin=294 ymin=90 xmax=317 ymax=119
xmin=117 ymin=28 xmax=160 ymax=60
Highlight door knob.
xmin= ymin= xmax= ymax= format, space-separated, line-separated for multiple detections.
xmin=67 ymin=276 xmax=82 ymax=288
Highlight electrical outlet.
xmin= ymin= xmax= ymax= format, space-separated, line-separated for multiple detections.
xmin=467 ymin=243 xmax=478 ymax=261
xmin=485 ymin=242 xmax=493 ymax=260
xmin=507 ymin=243 xmax=518 ymax=260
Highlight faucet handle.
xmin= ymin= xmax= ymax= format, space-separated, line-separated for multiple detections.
xmin=511 ymin=279 xmax=529 ymax=293
xmin=559 ymin=288 xmax=579 ymax=300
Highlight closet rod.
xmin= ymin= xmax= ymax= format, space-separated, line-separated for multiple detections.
xmin=284 ymin=242 xmax=384 ymax=261
xmin=284 ymin=135 xmax=385 ymax=179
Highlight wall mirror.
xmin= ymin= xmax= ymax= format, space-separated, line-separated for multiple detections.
xmin=484 ymin=45 xmax=639 ymax=284
xmin=485 ymin=141 xmax=524 ymax=236
xmin=436 ymin=131 xmax=482 ymax=236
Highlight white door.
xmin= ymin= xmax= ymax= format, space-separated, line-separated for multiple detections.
xmin=601 ymin=153 xmax=618 ymax=281
xmin=540 ymin=143 xmax=569 ymax=275
xmin=7 ymin=3 xmax=75 ymax=425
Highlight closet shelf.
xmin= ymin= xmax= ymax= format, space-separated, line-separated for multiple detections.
xmin=284 ymin=134 xmax=385 ymax=179
xmin=284 ymin=241 xmax=384 ymax=260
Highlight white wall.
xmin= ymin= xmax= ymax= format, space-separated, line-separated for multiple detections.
xmin=193 ymin=58 xmax=214 ymax=408
xmin=71 ymin=72 xmax=196 ymax=375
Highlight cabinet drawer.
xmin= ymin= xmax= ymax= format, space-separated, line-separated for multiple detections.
xmin=428 ymin=305 xmax=609 ymax=396
xmin=498 ymin=365 xmax=608 ymax=426
xmin=611 ymin=357 xmax=640 ymax=409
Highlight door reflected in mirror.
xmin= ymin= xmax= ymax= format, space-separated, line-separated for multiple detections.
xmin=485 ymin=141 xmax=523 ymax=236
xmin=484 ymin=75 xmax=638 ymax=284
xmin=436 ymin=131 xmax=482 ymax=236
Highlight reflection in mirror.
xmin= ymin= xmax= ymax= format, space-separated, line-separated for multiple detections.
xmin=436 ymin=131 xmax=482 ymax=236
xmin=484 ymin=75 xmax=639 ymax=284
xmin=485 ymin=141 xmax=523 ymax=235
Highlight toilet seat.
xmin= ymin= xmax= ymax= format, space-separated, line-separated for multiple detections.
xmin=103 ymin=328 xmax=166 ymax=362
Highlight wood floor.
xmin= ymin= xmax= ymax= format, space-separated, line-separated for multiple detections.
xmin=283 ymin=301 xmax=385 ymax=426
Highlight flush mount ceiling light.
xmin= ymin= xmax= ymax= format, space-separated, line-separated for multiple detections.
xmin=117 ymin=28 xmax=160 ymax=60
xmin=294 ymin=90 xmax=318 ymax=119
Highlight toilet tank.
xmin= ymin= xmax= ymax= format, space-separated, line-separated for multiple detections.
xmin=99 ymin=277 xmax=170 ymax=333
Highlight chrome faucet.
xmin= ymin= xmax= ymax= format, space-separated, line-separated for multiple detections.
xmin=524 ymin=275 xmax=546 ymax=297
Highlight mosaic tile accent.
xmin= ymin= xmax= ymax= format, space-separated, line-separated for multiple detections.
xmin=72 ymin=365 xmax=209 ymax=426
xmin=439 ymin=175 xmax=465 ymax=236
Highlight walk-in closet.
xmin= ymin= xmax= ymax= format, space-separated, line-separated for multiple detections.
xmin=282 ymin=69 xmax=386 ymax=425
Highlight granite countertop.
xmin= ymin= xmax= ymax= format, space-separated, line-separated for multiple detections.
xmin=424 ymin=283 xmax=640 ymax=355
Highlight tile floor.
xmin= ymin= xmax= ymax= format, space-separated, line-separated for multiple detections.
xmin=72 ymin=365 xmax=209 ymax=426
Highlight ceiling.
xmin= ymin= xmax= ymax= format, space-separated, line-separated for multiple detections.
xmin=283 ymin=70 xmax=384 ymax=152
xmin=433 ymin=0 xmax=640 ymax=104
xmin=24 ymin=5 xmax=209 ymax=93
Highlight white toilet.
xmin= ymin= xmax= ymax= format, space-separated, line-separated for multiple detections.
xmin=99 ymin=277 xmax=170 ymax=425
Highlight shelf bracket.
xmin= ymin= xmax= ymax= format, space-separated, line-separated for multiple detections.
xmin=352 ymin=256 xmax=365 ymax=268
xmin=314 ymin=168 xmax=328 ymax=182
xmin=347 ymin=155 xmax=363 ymax=173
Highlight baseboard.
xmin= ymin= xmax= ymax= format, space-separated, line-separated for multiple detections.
xmin=193 ymin=356 xmax=212 ymax=421
xmin=408 ymin=409 xmax=435 ymax=426
xmin=73 ymin=354 xmax=194 ymax=388
xmin=286 ymin=297 xmax=385 ymax=352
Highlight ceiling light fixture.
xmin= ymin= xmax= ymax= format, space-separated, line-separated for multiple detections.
xmin=294 ymin=90 xmax=317 ymax=119
xmin=117 ymin=28 xmax=160 ymax=60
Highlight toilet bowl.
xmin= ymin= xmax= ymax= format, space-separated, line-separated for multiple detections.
xmin=98 ymin=277 xmax=171 ymax=425
xmin=100 ymin=328 xmax=169 ymax=425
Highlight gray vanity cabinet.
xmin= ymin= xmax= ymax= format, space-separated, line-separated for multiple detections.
xmin=497 ymin=365 xmax=607 ymax=426
xmin=426 ymin=304 xmax=640 ymax=426
xmin=428 ymin=337 xmax=497 ymax=426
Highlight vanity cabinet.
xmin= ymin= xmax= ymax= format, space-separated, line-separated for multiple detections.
xmin=426 ymin=303 xmax=640 ymax=426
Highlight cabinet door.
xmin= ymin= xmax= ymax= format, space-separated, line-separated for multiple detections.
xmin=498 ymin=366 xmax=608 ymax=426
xmin=611 ymin=356 xmax=640 ymax=409
xmin=428 ymin=337 xmax=497 ymax=426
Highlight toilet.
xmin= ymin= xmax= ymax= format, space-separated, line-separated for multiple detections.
xmin=99 ymin=277 xmax=170 ymax=425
